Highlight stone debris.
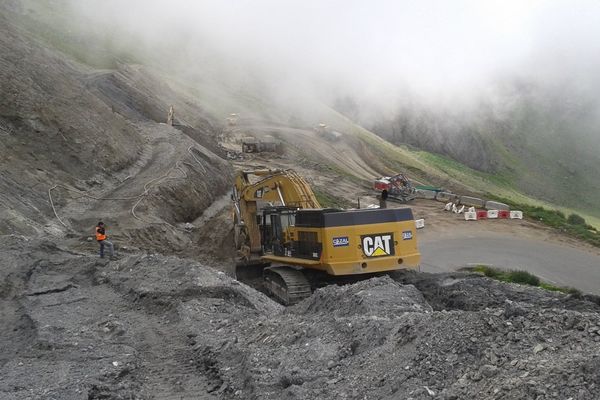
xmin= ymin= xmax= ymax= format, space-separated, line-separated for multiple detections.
xmin=2 ymin=237 xmax=600 ymax=399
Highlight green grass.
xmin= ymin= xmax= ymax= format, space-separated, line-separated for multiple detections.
xmin=465 ymin=265 xmax=581 ymax=295
xmin=488 ymin=195 xmax=600 ymax=247
xmin=313 ymin=188 xmax=351 ymax=209
xmin=327 ymin=110 xmax=600 ymax=231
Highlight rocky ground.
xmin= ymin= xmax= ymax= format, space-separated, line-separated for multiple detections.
xmin=2 ymin=235 xmax=600 ymax=400
xmin=3 ymin=3 xmax=600 ymax=399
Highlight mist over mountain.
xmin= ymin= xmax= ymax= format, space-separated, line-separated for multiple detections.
xmin=335 ymin=73 xmax=600 ymax=213
xmin=10 ymin=0 xmax=600 ymax=215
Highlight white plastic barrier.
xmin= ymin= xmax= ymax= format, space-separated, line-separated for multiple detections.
xmin=452 ymin=204 xmax=458 ymax=213
xmin=510 ymin=211 xmax=523 ymax=219
xmin=415 ymin=219 xmax=425 ymax=229
xmin=487 ymin=210 xmax=499 ymax=219
xmin=468 ymin=207 xmax=475 ymax=213
xmin=464 ymin=211 xmax=477 ymax=221
xmin=457 ymin=205 xmax=465 ymax=214
xmin=444 ymin=202 xmax=453 ymax=211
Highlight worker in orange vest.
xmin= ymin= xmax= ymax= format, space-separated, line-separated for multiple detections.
xmin=96 ymin=221 xmax=115 ymax=259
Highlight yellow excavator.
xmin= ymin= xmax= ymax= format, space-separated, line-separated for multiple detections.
xmin=232 ymin=168 xmax=421 ymax=304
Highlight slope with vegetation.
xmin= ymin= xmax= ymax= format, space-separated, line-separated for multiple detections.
xmin=336 ymin=81 xmax=600 ymax=222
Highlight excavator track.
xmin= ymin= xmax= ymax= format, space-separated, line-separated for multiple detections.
xmin=263 ymin=266 xmax=312 ymax=306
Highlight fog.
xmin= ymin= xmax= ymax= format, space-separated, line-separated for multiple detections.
xmin=67 ymin=0 xmax=600 ymax=115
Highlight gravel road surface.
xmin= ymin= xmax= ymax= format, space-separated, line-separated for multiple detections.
xmin=421 ymin=232 xmax=600 ymax=294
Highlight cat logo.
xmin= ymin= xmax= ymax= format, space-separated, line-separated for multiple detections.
xmin=361 ymin=233 xmax=395 ymax=257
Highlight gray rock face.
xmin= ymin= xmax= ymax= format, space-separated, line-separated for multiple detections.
xmin=485 ymin=201 xmax=510 ymax=211
xmin=415 ymin=189 xmax=437 ymax=200
xmin=436 ymin=192 xmax=459 ymax=203
xmin=459 ymin=195 xmax=486 ymax=208
xmin=3 ymin=237 xmax=600 ymax=400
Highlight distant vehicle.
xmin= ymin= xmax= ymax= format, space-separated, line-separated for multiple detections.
xmin=241 ymin=135 xmax=281 ymax=153
xmin=314 ymin=123 xmax=343 ymax=141
xmin=373 ymin=173 xmax=416 ymax=203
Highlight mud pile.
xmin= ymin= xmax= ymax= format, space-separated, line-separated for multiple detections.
xmin=2 ymin=235 xmax=600 ymax=400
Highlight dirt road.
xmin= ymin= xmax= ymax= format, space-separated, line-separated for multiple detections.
xmin=419 ymin=231 xmax=600 ymax=294
xmin=380 ymin=199 xmax=600 ymax=294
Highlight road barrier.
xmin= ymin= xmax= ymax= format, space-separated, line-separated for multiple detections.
xmin=438 ymin=195 xmax=524 ymax=221
xmin=415 ymin=219 xmax=425 ymax=229
xmin=459 ymin=196 xmax=486 ymax=208
xmin=487 ymin=210 xmax=499 ymax=219
xmin=464 ymin=211 xmax=477 ymax=221
xmin=485 ymin=200 xmax=510 ymax=211
xmin=476 ymin=210 xmax=488 ymax=219
xmin=510 ymin=211 xmax=523 ymax=219
xmin=464 ymin=209 xmax=523 ymax=221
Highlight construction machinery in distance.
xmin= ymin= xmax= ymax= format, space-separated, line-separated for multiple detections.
xmin=232 ymin=168 xmax=421 ymax=305
xmin=241 ymin=135 xmax=281 ymax=153
xmin=314 ymin=123 xmax=343 ymax=141
xmin=373 ymin=173 xmax=416 ymax=203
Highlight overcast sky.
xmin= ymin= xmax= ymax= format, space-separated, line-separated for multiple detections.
xmin=69 ymin=0 xmax=600 ymax=104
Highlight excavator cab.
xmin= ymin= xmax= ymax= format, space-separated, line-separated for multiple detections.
xmin=260 ymin=207 xmax=297 ymax=257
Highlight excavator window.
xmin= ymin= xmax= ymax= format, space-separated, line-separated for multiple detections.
xmin=254 ymin=187 xmax=271 ymax=199
xmin=261 ymin=208 xmax=296 ymax=256
xmin=280 ymin=212 xmax=295 ymax=231
xmin=261 ymin=212 xmax=281 ymax=255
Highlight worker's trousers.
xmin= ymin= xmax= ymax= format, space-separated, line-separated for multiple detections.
xmin=99 ymin=240 xmax=115 ymax=258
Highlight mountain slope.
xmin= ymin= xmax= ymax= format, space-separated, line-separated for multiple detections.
xmin=3 ymin=0 xmax=599 ymax=236
xmin=0 ymin=5 xmax=232 ymax=248
xmin=345 ymin=80 xmax=600 ymax=219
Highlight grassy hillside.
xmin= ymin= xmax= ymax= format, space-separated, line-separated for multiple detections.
xmin=352 ymin=85 xmax=600 ymax=221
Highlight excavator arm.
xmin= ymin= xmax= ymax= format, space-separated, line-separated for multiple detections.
xmin=235 ymin=169 xmax=320 ymax=208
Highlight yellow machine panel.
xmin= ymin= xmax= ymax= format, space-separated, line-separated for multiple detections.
xmin=261 ymin=208 xmax=420 ymax=275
